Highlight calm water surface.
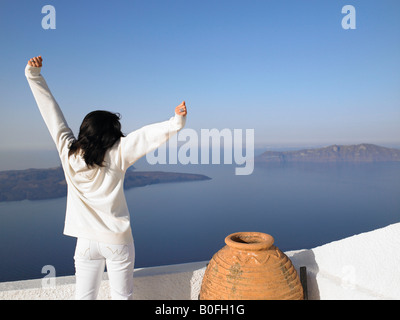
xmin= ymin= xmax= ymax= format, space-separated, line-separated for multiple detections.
xmin=0 ymin=161 xmax=399 ymax=282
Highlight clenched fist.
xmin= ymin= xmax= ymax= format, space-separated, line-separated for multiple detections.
xmin=27 ymin=56 xmax=43 ymax=68
xmin=175 ymin=101 xmax=187 ymax=117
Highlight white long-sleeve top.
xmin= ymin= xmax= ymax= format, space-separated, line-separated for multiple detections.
xmin=25 ymin=65 xmax=186 ymax=244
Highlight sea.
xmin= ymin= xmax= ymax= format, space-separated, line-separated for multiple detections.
xmin=0 ymin=150 xmax=399 ymax=282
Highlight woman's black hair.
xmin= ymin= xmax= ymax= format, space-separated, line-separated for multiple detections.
xmin=68 ymin=110 xmax=125 ymax=167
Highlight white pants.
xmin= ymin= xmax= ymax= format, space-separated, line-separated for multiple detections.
xmin=74 ymin=238 xmax=135 ymax=300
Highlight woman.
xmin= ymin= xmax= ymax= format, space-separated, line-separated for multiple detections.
xmin=25 ymin=56 xmax=187 ymax=300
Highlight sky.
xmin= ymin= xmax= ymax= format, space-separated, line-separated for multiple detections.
xmin=0 ymin=0 xmax=399 ymax=157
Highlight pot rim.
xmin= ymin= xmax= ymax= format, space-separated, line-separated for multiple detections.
xmin=225 ymin=232 xmax=274 ymax=251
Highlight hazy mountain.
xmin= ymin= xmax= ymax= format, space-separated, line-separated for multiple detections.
xmin=0 ymin=167 xmax=211 ymax=202
xmin=255 ymin=144 xmax=400 ymax=163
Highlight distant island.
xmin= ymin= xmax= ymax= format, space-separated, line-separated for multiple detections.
xmin=0 ymin=167 xmax=211 ymax=202
xmin=255 ymin=143 xmax=400 ymax=163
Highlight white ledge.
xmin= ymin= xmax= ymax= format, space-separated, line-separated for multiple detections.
xmin=0 ymin=261 xmax=209 ymax=300
xmin=1 ymin=222 xmax=399 ymax=300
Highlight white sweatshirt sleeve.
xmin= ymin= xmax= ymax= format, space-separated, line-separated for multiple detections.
xmin=25 ymin=65 xmax=74 ymax=155
xmin=120 ymin=114 xmax=186 ymax=171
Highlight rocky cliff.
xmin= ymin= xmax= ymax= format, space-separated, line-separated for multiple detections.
xmin=0 ymin=167 xmax=211 ymax=202
xmin=255 ymin=144 xmax=400 ymax=163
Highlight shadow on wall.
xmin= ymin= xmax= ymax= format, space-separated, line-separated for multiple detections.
xmin=132 ymin=262 xmax=207 ymax=300
xmin=289 ymin=250 xmax=320 ymax=300
xmin=129 ymin=253 xmax=320 ymax=300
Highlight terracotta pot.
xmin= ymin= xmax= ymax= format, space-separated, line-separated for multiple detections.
xmin=200 ymin=232 xmax=304 ymax=300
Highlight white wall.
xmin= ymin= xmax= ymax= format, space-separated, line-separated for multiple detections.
xmin=0 ymin=261 xmax=208 ymax=300
xmin=1 ymin=222 xmax=399 ymax=300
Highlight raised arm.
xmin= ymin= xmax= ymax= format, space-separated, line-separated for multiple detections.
xmin=25 ymin=56 xmax=74 ymax=155
xmin=120 ymin=102 xmax=187 ymax=171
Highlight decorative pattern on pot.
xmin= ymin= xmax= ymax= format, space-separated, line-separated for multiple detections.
xmin=200 ymin=232 xmax=304 ymax=300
